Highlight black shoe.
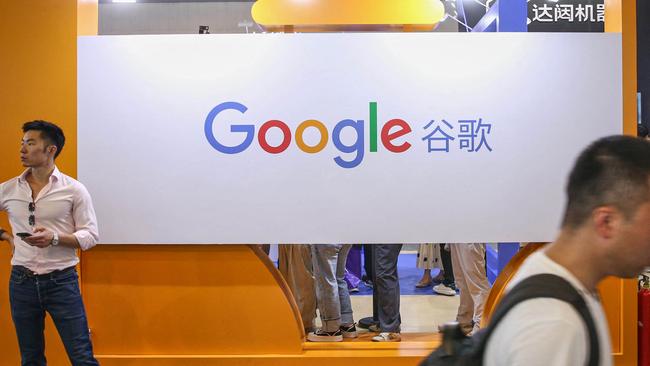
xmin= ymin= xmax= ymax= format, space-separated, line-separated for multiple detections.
xmin=358 ymin=316 xmax=377 ymax=329
xmin=307 ymin=329 xmax=343 ymax=342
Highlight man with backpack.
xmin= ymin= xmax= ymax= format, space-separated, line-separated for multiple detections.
xmin=422 ymin=135 xmax=650 ymax=365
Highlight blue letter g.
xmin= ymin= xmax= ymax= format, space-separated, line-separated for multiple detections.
xmin=204 ymin=101 xmax=254 ymax=154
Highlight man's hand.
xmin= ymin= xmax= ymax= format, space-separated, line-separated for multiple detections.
xmin=22 ymin=227 xmax=54 ymax=248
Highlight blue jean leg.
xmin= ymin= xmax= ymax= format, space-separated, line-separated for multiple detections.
xmin=312 ymin=244 xmax=341 ymax=332
xmin=9 ymin=269 xmax=47 ymax=366
xmin=336 ymin=244 xmax=354 ymax=325
xmin=9 ymin=267 xmax=99 ymax=366
xmin=312 ymin=244 xmax=355 ymax=332
xmin=44 ymin=270 xmax=99 ymax=366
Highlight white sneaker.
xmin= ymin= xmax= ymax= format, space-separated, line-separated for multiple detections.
xmin=371 ymin=332 xmax=401 ymax=342
xmin=433 ymin=283 xmax=457 ymax=296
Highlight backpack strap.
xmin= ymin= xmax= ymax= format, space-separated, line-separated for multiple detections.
xmin=481 ymin=273 xmax=600 ymax=366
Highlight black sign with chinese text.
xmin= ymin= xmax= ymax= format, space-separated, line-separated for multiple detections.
xmin=528 ymin=0 xmax=604 ymax=32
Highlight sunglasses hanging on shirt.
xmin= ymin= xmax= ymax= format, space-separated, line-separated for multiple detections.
xmin=28 ymin=202 xmax=35 ymax=227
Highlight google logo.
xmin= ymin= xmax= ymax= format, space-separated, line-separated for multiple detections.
xmin=204 ymin=101 xmax=413 ymax=169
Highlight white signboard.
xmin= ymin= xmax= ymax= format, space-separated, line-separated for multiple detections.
xmin=78 ymin=33 xmax=622 ymax=244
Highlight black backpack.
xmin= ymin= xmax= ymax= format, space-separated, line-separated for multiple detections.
xmin=419 ymin=273 xmax=600 ymax=366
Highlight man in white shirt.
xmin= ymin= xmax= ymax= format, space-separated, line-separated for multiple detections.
xmin=0 ymin=120 xmax=100 ymax=366
xmin=484 ymin=135 xmax=650 ymax=366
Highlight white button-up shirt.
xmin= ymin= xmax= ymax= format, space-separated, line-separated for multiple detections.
xmin=0 ymin=167 xmax=99 ymax=274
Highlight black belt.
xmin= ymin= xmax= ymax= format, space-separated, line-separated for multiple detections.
xmin=12 ymin=265 xmax=76 ymax=280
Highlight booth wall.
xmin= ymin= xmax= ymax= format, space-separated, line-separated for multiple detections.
xmin=0 ymin=1 xmax=78 ymax=365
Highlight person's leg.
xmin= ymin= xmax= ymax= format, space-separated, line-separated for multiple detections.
xmin=9 ymin=268 xmax=47 ymax=366
xmin=450 ymin=244 xmax=473 ymax=334
xmin=416 ymin=244 xmax=434 ymax=287
xmin=368 ymin=245 xmax=379 ymax=326
xmin=432 ymin=243 xmax=457 ymax=296
xmin=336 ymin=244 xmax=357 ymax=338
xmin=278 ymin=245 xmax=287 ymax=268
xmin=310 ymin=244 xmax=343 ymax=341
xmin=458 ymin=243 xmax=490 ymax=334
xmin=357 ymin=245 xmax=377 ymax=330
xmin=363 ymin=244 xmax=374 ymax=284
xmin=45 ymin=269 xmax=99 ymax=366
xmin=345 ymin=245 xmax=363 ymax=281
xmin=336 ymin=245 xmax=354 ymax=325
xmin=297 ymin=244 xmax=317 ymax=332
xmin=440 ymin=244 xmax=455 ymax=286
xmin=417 ymin=268 xmax=432 ymax=288
xmin=278 ymin=244 xmax=316 ymax=332
xmin=374 ymin=244 xmax=402 ymax=334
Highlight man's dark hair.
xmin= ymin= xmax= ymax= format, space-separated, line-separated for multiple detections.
xmin=562 ymin=135 xmax=650 ymax=229
xmin=22 ymin=120 xmax=66 ymax=159
xmin=639 ymin=124 xmax=649 ymax=138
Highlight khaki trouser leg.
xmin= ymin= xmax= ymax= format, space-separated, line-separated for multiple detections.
xmin=450 ymin=243 xmax=490 ymax=333
xmin=278 ymin=244 xmax=317 ymax=332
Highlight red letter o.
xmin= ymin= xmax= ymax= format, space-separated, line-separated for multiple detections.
xmin=258 ymin=120 xmax=292 ymax=154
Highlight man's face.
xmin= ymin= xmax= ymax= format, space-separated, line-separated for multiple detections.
xmin=20 ymin=130 xmax=54 ymax=168
xmin=611 ymin=182 xmax=650 ymax=278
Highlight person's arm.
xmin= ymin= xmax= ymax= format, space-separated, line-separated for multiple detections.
xmin=0 ymin=227 xmax=14 ymax=252
xmin=0 ymin=185 xmax=12 ymax=251
xmin=25 ymin=227 xmax=83 ymax=249
xmin=23 ymin=183 xmax=99 ymax=249
xmin=0 ymin=228 xmax=11 ymax=241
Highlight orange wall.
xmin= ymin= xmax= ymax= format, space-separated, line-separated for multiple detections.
xmin=602 ymin=0 xmax=638 ymax=364
xmin=81 ymin=245 xmax=305 ymax=359
xmin=0 ymin=1 xmax=78 ymax=365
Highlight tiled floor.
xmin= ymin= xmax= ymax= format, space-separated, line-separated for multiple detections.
xmin=315 ymin=293 xmax=460 ymax=333
xmin=311 ymin=248 xmax=462 ymax=333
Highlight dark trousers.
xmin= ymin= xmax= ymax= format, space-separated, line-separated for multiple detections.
xmin=362 ymin=244 xmax=374 ymax=280
xmin=9 ymin=266 xmax=99 ymax=366
xmin=372 ymin=244 xmax=402 ymax=333
xmin=440 ymin=244 xmax=455 ymax=286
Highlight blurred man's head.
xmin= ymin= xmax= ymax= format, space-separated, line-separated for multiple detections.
xmin=561 ymin=135 xmax=650 ymax=277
